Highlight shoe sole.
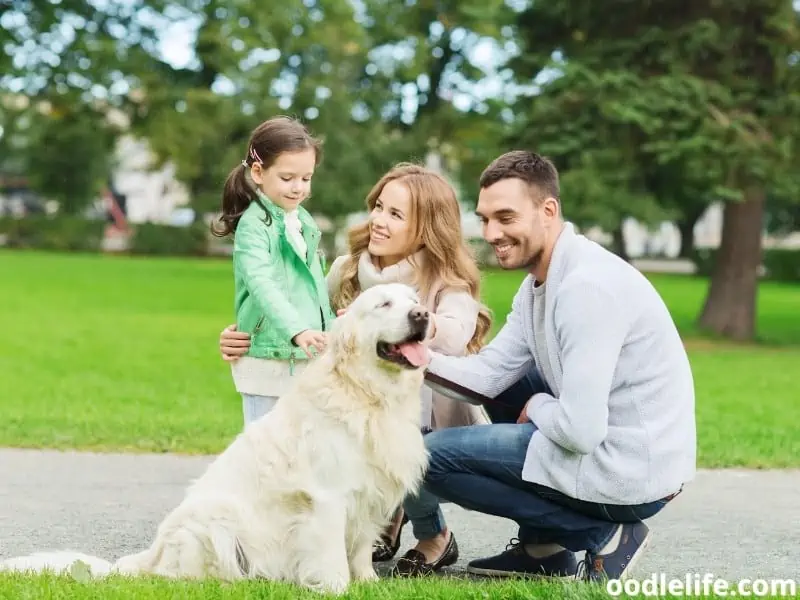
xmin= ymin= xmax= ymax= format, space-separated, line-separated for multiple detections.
xmin=466 ymin=565 xmax=576 ymax=579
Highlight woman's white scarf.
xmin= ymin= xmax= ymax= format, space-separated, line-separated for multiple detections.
xmin=355 ymin=250 xmax=440 ymax=310
xmin=356 ymin=249 xmax=421 ymax=288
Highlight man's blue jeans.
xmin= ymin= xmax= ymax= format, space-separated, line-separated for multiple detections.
xmin=405 ymin=368 xmax=669 ymax=554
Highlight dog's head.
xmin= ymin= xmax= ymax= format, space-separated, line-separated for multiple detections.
xmin=329 ymin=283 xmax=431 ymax=373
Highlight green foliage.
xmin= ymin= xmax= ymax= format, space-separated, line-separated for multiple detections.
xmin=439 ymin=108 xmax=513 ymax=207
xmin=2 ymin=0 xmax=521 ymax=223
xmin=124 ymin=0 xmax=520 ymax=218
xmin=764 ymin=249 xmax=800 ymax=282
xmin=0 ymin=0 xmax=167 ymax=104
xmin=510 ymin=0 xmax=800 ymax=216
xmin=0 ymin=217 xmax=214 ymax=259
xmin=693 ymin=247 xmax=800 ymax=282
xmin=129 ymin=222 xmax=210 ymax=257
xmin=20 ymin=105 xmax=119 ymax=214
xmin=135 ymin=89 xmax=259 ymax=215
xmin=765 ymin=191 xmax=800 ymax=235
xmin=508 ymin=0 xmax=800 ymax=338
xmin=0 ymin=216 xmax=106 ymax=251
xmin=128 ymin=0 xmax=427 ymax=217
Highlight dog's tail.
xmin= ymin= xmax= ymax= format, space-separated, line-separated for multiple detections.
xmin=114 ymin=513 xmax=250 ymax=580
xmin=0 ymin=550 xmax=114 ymax=578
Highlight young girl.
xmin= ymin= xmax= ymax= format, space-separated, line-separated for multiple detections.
xmin=220 ymin=163 xmax=493 ymax=576
xmin=212 ymin=116 xmax=335 ymax=425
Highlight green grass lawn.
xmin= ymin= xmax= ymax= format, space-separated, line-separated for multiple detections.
xmin=0 ymin=572 xmax=621 ymax=600
xmin=2 ymin=249 xmax=799 ymax=467
xmin=2 ymin=249 xmax=799 ymax=599
xmin=0 ymin=575 xmax=793 ymax=600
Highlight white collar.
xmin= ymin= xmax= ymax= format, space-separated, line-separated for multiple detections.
xmin=284 ymin=209 xmax=302 ymax=231
xmin=356 ymin=250 xmax=424 ymax=292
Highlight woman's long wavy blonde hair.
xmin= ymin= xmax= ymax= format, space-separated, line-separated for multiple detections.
xmin=331 ymin=163 xmax=492 ymax=354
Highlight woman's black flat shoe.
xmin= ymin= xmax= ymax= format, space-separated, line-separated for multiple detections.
xmin=391 ymin=533 xmax=459 ymax=577
xmin=372 ymin=512 xmax=409 ymax=562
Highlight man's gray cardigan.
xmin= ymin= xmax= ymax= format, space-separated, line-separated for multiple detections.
xmin=426 ymin=223 xmax=697 ymax=505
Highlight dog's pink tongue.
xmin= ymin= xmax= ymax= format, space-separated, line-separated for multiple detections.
xmin=397 ymin=341 xmax=430 ymax=367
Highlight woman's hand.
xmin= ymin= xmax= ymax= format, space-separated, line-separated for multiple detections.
xmin=220 ymin=324 xmax=252 ymax=362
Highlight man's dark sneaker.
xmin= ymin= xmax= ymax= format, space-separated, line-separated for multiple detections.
xmin=579 ymin=521 xmax=651 ymax=582
xmin=466 ymin=538 xmax=578 ymax=578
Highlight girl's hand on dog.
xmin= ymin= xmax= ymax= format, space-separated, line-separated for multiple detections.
xmin=292 ymin=330 xmax=327 ymax=358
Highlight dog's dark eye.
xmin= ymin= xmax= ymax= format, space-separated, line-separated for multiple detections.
xmin=377 ymin=300 xmax=392 ymax=309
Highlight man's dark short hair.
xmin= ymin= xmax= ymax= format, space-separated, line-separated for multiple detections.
xmin=479 ymin=151 xmax=559 ymax=202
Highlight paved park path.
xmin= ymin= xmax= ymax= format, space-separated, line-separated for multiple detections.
xmin=0 ymin=448 xmax=796 ymax=583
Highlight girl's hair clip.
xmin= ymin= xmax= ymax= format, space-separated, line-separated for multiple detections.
xmin=241 ymin=159 xmax=249 ymax=168
xmin=249 ymin=146 xmax=263 ymax=164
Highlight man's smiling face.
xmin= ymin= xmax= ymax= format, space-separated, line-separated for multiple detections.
xmin=476 ymin=177 xmax=555 ymax=272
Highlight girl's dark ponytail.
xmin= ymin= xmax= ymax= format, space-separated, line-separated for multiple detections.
xmin=211 ymin=162 xmax=254 ymax=237
xmin=212 ymin=115 xmax=322 ymax=237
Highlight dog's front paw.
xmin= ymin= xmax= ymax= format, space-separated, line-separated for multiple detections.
xmin=352 ymin=566 xmax=379 ymax=582
xmin=304 ymin=573 xmax=350 ymax=596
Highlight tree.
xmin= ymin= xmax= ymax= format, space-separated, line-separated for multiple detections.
xmin=507 ymin=70 xmax=673 ymax=259
xmin=510 ymin=0 xmax=800 ymax=340
xmin=132 ymin=0 xmax=515 ymax=219
xmin=356 ymin=0 xmax=515 ymax=191
xmin=126 ymin=0 xmax=427 ymax=218
xmin=1 ymin=0 xmax=167 ymax=107
xmin=22 ymin=104 xmax=119 ymax=214
xmin=1 ymin=0 xmax=172 ymax=214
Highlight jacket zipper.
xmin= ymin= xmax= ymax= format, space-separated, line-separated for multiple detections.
xmin=282 ymin=228 xmax=328 ymax=331
xmin=276 ymin=222 xmax=326 ymax=364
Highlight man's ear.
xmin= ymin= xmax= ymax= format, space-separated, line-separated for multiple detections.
xmin=542 ymin=197 xmax=560 ymax=221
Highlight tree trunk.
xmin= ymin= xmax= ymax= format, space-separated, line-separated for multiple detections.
xmin=611 ymin=223 xmax=629 ymax=261
xmin=697 ymin=188 xmax=766 ymax=341
xmin=677 ymin=205 xmax=706 ymax=258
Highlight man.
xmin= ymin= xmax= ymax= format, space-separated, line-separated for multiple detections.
xmin=219 ymin=150 xmax=696 ymax=582
xmin=417 ymin=151 xmax=696 ymax=581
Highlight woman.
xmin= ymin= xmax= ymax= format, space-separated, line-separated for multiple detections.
xmin=219 ymin=163 xmax=492 ymax=576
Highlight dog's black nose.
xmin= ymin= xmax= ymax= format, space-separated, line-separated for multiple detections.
xmin=409 ymin=306 xmax=429 ymax=324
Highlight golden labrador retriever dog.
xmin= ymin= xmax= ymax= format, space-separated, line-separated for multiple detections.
xmin=1 ymin=283 xmax=432 ymax=595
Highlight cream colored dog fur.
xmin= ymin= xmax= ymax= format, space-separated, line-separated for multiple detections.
xmin=1 ymin=283 xmax=432 ymax=595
